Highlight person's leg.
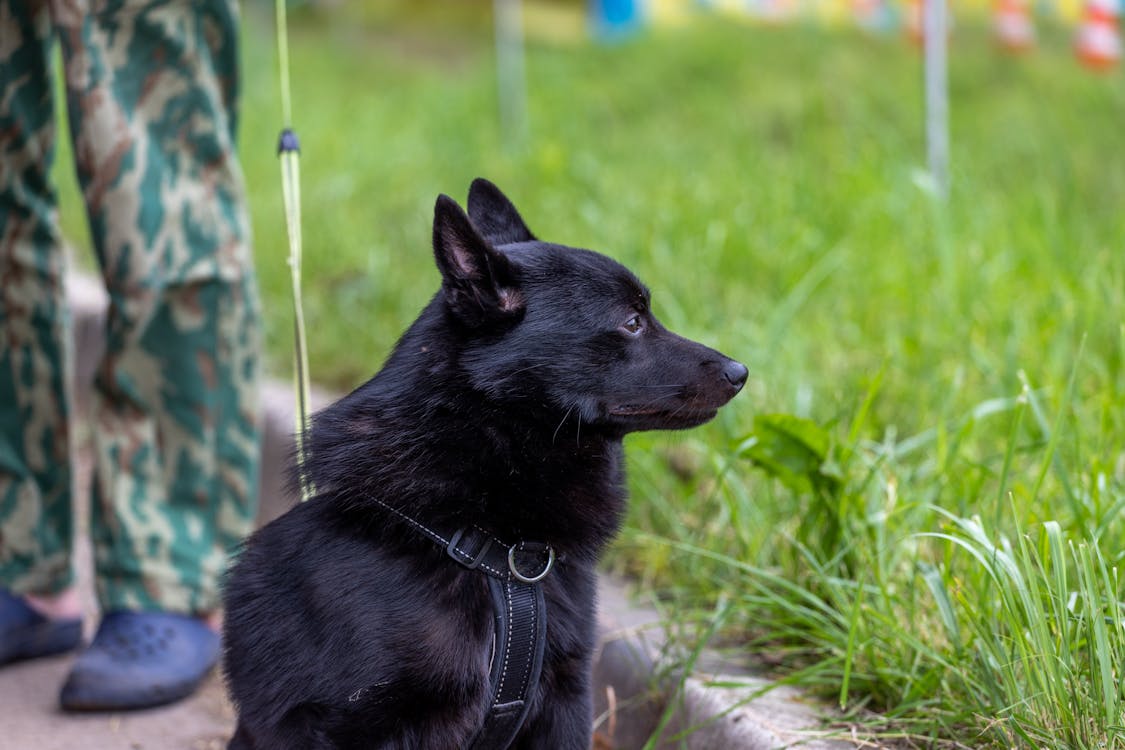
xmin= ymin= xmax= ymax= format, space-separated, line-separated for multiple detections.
xmin=0 ymin=0 xmax=84 ymax=666
xmin=56 ymin=0 xmax=260 ymax=618
xmin=53 ymin=0 xmax=261 ymax=709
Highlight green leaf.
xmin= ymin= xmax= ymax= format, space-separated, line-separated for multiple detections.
xmin=737 ymin=413 xmax=839 ymax=495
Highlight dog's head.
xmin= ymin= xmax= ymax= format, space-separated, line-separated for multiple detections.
xmin=432 ymin=179 xmax=746 ymax=435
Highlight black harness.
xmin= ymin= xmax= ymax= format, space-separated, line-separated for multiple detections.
xmin=368 ymin=499 xmax=555 ymax=749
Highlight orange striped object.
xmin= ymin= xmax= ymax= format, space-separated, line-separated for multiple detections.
xmin=1075 ymin=0 xmax=1121 ymax=69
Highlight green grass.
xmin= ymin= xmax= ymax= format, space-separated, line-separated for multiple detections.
xmin=54 ymin=6 xmax=1125 ymax=747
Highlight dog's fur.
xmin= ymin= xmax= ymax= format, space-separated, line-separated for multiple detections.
xmin=222 ymin=180 xmax=747 ymax=750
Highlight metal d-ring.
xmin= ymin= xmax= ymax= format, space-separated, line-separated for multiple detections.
xmin=508 ymin=543 xmax=555 ymax=583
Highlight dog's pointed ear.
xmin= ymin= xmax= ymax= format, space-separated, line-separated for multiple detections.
xmin=466 ymin=178 xmax=536 ymax=246
xmin=433 ymin=194 xmax=524 ymax=327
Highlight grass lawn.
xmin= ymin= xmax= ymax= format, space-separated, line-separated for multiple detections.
xmin=54 ymin=4 xmax=1125 ymax=747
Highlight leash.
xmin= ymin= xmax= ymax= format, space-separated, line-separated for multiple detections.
xmin=367 ymin=495 xmax=555 ymax=749
xmin=274 ymin=0 xmax=314 ymax=502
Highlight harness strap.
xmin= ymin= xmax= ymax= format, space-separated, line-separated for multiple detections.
xmin=445 ymin=528 xmax=552 ymax=749
xmin=362 ymin=496 xmax=556 ymax=584
xmin=467 ymin=577 xmax=547 ymax=750
xmin=361 ymin=504 xmax=553 ymax=750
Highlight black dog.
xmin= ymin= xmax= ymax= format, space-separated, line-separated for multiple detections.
xmin=222 ymin=180 xmax=747 ymax=749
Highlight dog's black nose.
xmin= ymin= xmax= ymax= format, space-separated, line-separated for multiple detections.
xmin=723 ymin=360 xmax=749 ymax=390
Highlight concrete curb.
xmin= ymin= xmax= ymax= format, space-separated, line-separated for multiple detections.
xmin=594 ymin=579 xmax=858 ymax=749
xmin=61 ymin=273 xmax=859 ymax=749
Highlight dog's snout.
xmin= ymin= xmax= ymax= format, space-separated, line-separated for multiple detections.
xmin=722 ymin=360 xmax=749 ymax=390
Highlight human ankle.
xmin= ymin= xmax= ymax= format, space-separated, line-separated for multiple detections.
xmin=23 ymin=587 xmax=82 ymax=621
xmin=201 ymin=610 xmax=222 ymax=633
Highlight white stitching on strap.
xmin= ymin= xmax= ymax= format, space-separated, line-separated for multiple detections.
xmin=473 ymin=524 xmax=507 ymax=549
xmin=367 ymin=496 xmax=509 ymax=577
xmin=451 ymin=541 xmax=505 ymax=577
xmin=514 ymin=587 xmax=535 ymax=695
xmin=368 ymin=497 xmax=449 ymax=546
xmin=494 ymin=580 xmax=514 ymax=705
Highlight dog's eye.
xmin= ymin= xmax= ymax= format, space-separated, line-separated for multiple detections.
xmin=622 ymin=315 xmax=644 ymax=335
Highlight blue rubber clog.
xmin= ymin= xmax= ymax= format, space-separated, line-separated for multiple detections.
xmin=0 ymin=589 xmax=82 ymax=666
xmin=59 ymin=611 xmax=219 ymax=711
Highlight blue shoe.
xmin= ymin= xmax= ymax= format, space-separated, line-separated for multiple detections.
xmin=0 ymin=589 xmax=82 ymax=666
xmin=59 ymin=611 xmax=219 ymax=711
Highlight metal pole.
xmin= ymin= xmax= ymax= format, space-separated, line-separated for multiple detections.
xmin=494 ymin=0 xmax=528 ymax=146
xmin=923 ymin=0 xmax=949 ymax=198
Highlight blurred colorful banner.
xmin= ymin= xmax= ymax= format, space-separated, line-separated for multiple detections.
xmin=623 ymin=0 xmax=1094 ymax=26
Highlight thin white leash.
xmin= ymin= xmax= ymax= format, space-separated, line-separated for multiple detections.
xmin=273 ymin=0 xmax=314 ymax=502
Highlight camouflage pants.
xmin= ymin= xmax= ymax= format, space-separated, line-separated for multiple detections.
xmin=0 ymin=0 xmax=260 ymax=615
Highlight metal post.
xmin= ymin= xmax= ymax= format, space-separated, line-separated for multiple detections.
xmin=923 ymin=0 xmax=950 ymax=198
xmin=494 ymin=0 xmax=528 ymax=146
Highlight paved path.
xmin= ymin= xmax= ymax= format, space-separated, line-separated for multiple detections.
xmin=1 ymin=657 xmax=231 ymax=750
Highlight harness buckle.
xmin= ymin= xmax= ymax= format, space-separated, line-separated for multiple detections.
xmin=508 ymin=543 xmax=556 ymax=584
xmin=447 ymin=528 xmax=493 ymax=570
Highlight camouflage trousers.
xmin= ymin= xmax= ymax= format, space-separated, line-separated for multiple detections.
xmin=0 ymin=0 xmax=261 ymax=615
